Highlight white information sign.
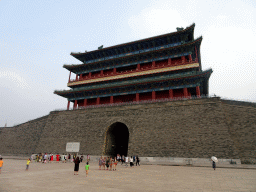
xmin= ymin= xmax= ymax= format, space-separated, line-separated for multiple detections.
xmin=66 ymin=142 xmax=80 ymax=152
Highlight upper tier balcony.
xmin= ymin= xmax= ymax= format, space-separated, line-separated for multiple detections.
xmin=67 ymin=58 xmax=199 ymax=87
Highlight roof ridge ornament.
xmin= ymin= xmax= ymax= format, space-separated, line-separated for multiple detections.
xmin=176 ymin=27 xmax=184 ymax=32
xmin=98 ymin=45 xmax=103 ymax=50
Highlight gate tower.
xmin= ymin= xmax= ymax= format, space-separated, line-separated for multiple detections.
xmin=54 ymin=23 xmax=212 ymax=110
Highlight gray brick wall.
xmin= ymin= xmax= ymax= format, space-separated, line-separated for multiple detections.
xmin=0 ymin=97 xmax=255 ymax=163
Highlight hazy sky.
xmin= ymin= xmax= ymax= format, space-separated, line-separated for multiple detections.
xmin=1 ymin=0 xmax=255 ymax=127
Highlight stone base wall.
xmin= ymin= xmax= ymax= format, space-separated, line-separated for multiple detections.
xmin=0 ymin=98 xmax=255 ymax=163
xmin=221 ymin=101 xmax=256 ymax=164
xmin=0 ymin=115 xmax=49 ymax=155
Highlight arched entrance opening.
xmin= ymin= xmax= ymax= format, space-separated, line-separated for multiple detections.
xmin=104 ymin=122 xmax=129 ymax=157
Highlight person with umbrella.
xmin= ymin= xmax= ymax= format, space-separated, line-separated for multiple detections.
xmin=211 ymin=156 xmax=218 ymax=170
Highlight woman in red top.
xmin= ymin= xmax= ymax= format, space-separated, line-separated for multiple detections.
xmin=56 ymin=154 xmax=60 ymax=162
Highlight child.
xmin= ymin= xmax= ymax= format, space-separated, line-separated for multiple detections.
xmin=0 ymin=158 xmax=3 ymax=174
xmin=85 ymin=162 xmax=90 ymax=177
xmin=26 ymin=158 xmax=31 ymax=171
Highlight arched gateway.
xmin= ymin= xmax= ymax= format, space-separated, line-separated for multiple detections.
xmin=104 ymin=122 xmax=129 ymax=157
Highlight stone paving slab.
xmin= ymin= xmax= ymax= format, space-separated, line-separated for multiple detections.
xmin=0 ymin=159 xmax=256 ymax=192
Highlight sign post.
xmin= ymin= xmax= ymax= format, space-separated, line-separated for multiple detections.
xmin=66 ymin=142 xmax=80 ymax=158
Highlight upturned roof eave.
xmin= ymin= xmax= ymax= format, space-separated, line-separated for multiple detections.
xmin=54 ymin=68 xmax=212 ymax=96
xmin=70 ymin=23 xmax=195 ymax=62
xmin=63 ymin=36 xmax=202 ymax=72
xmin=71 ymin=23 xmax=195 ymax=55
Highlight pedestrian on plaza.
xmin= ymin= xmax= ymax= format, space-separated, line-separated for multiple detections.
xmin=212 ymin=160 xmax=216 ymax=170
xmin=62 ymin=154 xmax=66 ymax=163
xmin=122 ymin=155 xmax=125 ymax=164
xmin=102 ymin=157 xmax=106 ymax=170
xmin=56 ymin=153 xmax=60 ymax=163
xmin=74 ymin=157 xmax=80 ymax=175
xmin=136 ymin=155 xmax=140 ymax=166
xmin=0 ymin=158 xmax=3 ymax=174
xmin=113 ymin=157 xmax=117 ymax=171
xmin=106 ymin=157 xmax=110 ymax=170
xmin=26 ymin=158 xmax=31 ymax=171
xmin=50 ymin=153 xmax=53 ymax=162
xmin=30 ymin=154 xmax=33 ymax=163
xmin=73 ymin=154 xmax=76 ymax=162
xmin=48 ymin=154 xmax=51 ymax=163
xmin=85 ymin=162 xmax=90 ymax=177
xmin=99 ymin=156 xmax=102 ymax=170
xmin=68 ymin=154 xmax=71 ymax=162
xmin=80 ymin=154 xmax=84 ymax=163
xmin=130 ymin=156 xmax=134 ymax=167
xmin=133 ymin=155 xmax=136 ymax=163
xmin=87 ymin=154 xmax=90 ymax=162
xmin=109 ymin=157 xmax=113 ymax=171
xmin=44 ymin=153 xmax=48 ymax=163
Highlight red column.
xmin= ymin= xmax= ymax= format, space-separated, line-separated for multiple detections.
xmin=110 ymin=96 xmax=113 ymax=103
xmin=83 ymin=99 xmax=87 ymax=107
xmin=168 ymin=58 xmax=171 ymax=65
xmin=136 ymin=93 xmax=139 ymax=102
xmin=152 ymin=61 xmax=155 ymax=69
xmin=101 ymin=70 xmax=103 ymax=76
xmin=196 ymin=86 xmax=201 ymax=97
xmin=73 ymin=100 xmax=77 ymax=110
xmin=183 ymin=88 xmax=188 ymax=98
xmin=97 ymin=97 xmax=100 ymax=105
xmin=152 ymin=91 xmax=156 ymax=100
xmin=169 ymin=89 xmax=173 ymax=99
xmin=181 ymin=56 xmax=185 ymax=64
xmin=67 ymin=101 xmax=70 ymax=110
xmin=76 ymin=75 xmax=78 ymax=81
xmin=68 ymin=71 xmax=71 ymax=83
xmin=89 ymin=72 xmax=91 ymax=79
xmin=80 ymin=74 xmax=83 ymax=80
xmin=113 ymin=68 xmax=116 ymax=75
xmin=188 ymin=54 xmax=192 ymax=63
xmin=137 ymin=64 xmax=141 ymax=71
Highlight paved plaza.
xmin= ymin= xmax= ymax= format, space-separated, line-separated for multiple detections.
xmin=0 ymin=159 xmax=256 ymax=192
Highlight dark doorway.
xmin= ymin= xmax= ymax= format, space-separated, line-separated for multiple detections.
xmin=104 ymin=122 xmax=129 ymax=157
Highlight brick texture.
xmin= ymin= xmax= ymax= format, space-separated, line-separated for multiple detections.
xmin=0 ymin=98 xmax=255 ymax=163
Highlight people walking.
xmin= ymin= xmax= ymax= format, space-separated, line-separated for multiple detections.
xmin=26 ymin=158 xmax=31 ymax=171
xmin=0 ymin=157 xmax=3 ymax=174
xmin=102 ymin=157 xmax=106 ymax=170
xmin=56 ymin=153 xmax=60 ymax=162
xmin=74 ymin=157 xmax=80 ymax=175
xmin=109 ymin=157 xmax=113 ymax=171
xmin=122 ymin=155 xmax=125 ymax=164
xmin=99 ymin=156 xmax=102 ymax=170
xmin=130 ymin=156 xmax=134 ymax=167
xmin=85 ymin=162 xmax=90 ymax=177
xmin=113 ymin=157 xmax=117 ymax=171
xmin=212 ymin=160 xmax=216 ymax=170
xmin=80 ymin=154 xmax=84 ymax=162
xmin=136 ymin=155 xmax=140 ymax=166
xmin=87 ymin=154 xmax=90 ymax=162
xmin=106 ymin=157 xmax=110 ymax=170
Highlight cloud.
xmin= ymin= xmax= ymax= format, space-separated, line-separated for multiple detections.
xmin=0 ymin=70 xmax=31 ymax=90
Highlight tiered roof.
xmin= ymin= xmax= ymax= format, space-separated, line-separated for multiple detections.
xmin=70 ymin=23 xmax=195 ymax=64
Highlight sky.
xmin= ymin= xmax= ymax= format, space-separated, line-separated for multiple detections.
xmin=0 ymin=0 xmax=255 ymax=127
